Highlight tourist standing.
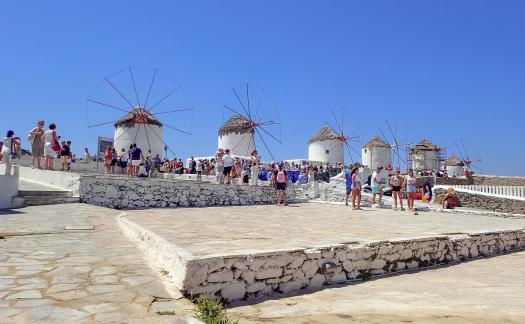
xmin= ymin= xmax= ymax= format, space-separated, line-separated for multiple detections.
xmin=250 ymin=150 xmax=260 ymax=186
xmin=110 ymin=148 xmax=118 ymax=174
xmin=340 ymin=165 xmax=352 ymax=206
xmin=1 ymin=130 xmax=16 ymax=175
xmin=351 ymin=167 xmax=362 ymax=210
xmin=60 ymin=141 xmax=71 ymax=171
xmin=28 ymin=120 xmax=45 ymax=169
xmin=196 ymin=159 xmax=203 ymax=181
xmin=130 ymin=144 xmax=143 ymax=176
xmin=104 ymin=146 xmax=112 ymax=174
xmin=66 ymin=141 xmax=73 ymax=171
xmin=403 ymin=168 xmax=417 ymax=213
xmin=232 ymin=157 xmax=242 ymax=184
xmin=43 ymin=123 xmax=59 ymax=170
xmin=189 ymin=157 xmax=197 ymax=174
xmin=215 ymin=149 xmax=224 ymax=183
xmin=272 ymin=163 xmax=288 ymax=206
xmin=119 ymin=148 xmax=128 ymax=174
xmin=389 ymin=169 xmax=405 ymax=211
xmin=371 ymin=167 xmax=384 ymax=207
xmin=222 ymin=149 xmax=233 ymax=184
xmin=83 ymin=148 xmax=91 ymax=163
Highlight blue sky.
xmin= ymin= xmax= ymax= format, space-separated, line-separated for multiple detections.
xmin=1 ymin=1 xmax=524 ymax=175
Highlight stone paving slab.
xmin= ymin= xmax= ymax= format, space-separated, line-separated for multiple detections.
xmin=124 ymin=203 xmax=525 ymax=258
xmin=228 ymin=250 xmax=525 ymax=323
xmin=0 ymin=203 xmax=197 ymax=323
xmin=18 ymin=179 xmax=68 ymax=192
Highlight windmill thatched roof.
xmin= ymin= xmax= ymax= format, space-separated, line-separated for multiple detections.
xmin=364 ymin=135 xmax=389 ymax=148
xmin=218 ymin=114 xmax=253 ymax=136
xmin=412 ymin=139 xmax=437 ymax=151
xmin=114 ymin=107 xmax=162 ymax=127
xmin=308 ymin=126 xmax=340 ymax=144
xmin=446 ymin=155 xmax=464 ymax=166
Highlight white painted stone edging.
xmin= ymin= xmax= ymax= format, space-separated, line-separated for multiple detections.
xmin=119 ymin=213 xmax=525 ymax=303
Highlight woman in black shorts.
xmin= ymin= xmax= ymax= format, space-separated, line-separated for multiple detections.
xmin=389 ymin=169 xmax=404 ymax=211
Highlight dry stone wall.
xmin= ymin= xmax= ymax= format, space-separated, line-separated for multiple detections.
xmin=434 ymin=188 xmax=525 ymax=214
xmin=120 ymin=214 xmax=525 ymax=303
xmin=79 ymin=175 xmax=309 ymax=209
xmin=473 ymin=175 xmax=525 ymax=186
xmin=185 ymin=230 xmax=525 ymax=302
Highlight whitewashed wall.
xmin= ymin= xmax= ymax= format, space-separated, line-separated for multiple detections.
xmin=308 ymin=139 xmax=344 ymax=165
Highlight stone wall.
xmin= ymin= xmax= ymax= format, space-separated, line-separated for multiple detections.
xmin=79 ymin=175 xmax=310 ymax=209
xmin=0 ymin=173 xmax=19 ymax=209
xmin=119 ymin=214 xmax=525 ymax=302
xmin=435 ymin=188 xmax=525 ymax=214
xmin=473 ymin=175 xmax=525 ymax=186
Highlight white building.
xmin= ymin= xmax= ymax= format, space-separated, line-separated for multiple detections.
xmin=446 ymin=155 xmax=465 ymax=177
xmin=361 ymin=136 xmax=391 ymax=169
xmin=113 ymin=107 xmax=164 ymax=157
xmin=307 ymin=126 xmax=344 ymax=165
xmin=218 ymin=114 xmax=256 ymax=157
xmin=410 ymin=139 xmax=438 ymax=171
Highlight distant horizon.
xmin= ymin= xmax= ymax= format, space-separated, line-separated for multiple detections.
xmin=1 ymin=1 xmax=524 ymax=176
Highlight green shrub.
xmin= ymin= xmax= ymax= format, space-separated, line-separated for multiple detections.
xmin=194 ymin=296 xmax=238 ymax=324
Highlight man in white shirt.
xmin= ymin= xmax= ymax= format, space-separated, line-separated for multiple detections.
xmin=222 ymin=149 xmax=233 ymax=184
xmin=371 ymin=167 xmax=384 ymax=207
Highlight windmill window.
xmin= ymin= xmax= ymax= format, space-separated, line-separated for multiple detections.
xmin=326 ymin=150 xmax=330 ymax=155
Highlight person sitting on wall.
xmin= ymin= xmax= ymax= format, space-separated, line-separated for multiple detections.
xmin=443 ymin=188 xmax=459 ymax=209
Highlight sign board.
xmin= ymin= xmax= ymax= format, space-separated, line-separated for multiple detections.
xmin=97 ymin=136 xmax=114 ymax=156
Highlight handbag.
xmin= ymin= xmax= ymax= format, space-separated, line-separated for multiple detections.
xmin=51 ymin=131 xmax=61 ymax=152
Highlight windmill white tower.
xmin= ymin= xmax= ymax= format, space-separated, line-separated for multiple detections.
xmin=410 ymin=139 xmax=439 ymax=172
xmin=308 ymin=126 xmax=344 ymax=165
xmin=362 ymin=136 xmax=392 ymax=169
xmin=113 ymin=107 xmax=164 ymax=156
xmin=446 ymin=155 xmax=465 ymax=177
xmin=217 ymin=114 xmax=256 ymax=157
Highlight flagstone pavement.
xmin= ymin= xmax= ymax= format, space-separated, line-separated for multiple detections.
xmin=0 ymin=204 xmax=198 ymax=323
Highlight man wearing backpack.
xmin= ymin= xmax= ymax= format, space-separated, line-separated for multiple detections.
xmin=272 ymin=163 xmax=289 ymax=206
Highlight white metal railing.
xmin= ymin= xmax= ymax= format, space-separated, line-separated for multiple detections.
xmin=435 ymin=185 xmax=525 ymax=200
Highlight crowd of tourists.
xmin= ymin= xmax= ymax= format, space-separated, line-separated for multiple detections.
xmin=1 ymin=120 xmax=77 ymax=175
xmin=339 ymin=165 xmax=450 ymax=214
xmin=1 ymin=120 xmax=459 ymax=210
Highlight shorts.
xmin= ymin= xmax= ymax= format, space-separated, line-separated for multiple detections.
xmin=31 ymin=140 xmax=44 ymax=157
xmin=392 ymin=186 xmax=401 ymax=192
xmin=276 ymin=182 xmax=287 ymax=191
xmin=223 ymin=166 xmax=232 ymax=175
xmin=406 ymin=184 xmax=416 ymax=193
xmin=352 ymin=183 xmax=361 ymax=190
xmin=110 ymin=159 xmax=118 ymax=166
xmin=120 ymin=161 xmax=128 ymax=168
xmin=197 ymin=171 xmax=202 ymax=175
xmin=61 ymin=156 xmax=69 ymax=164
xmin=346 ymin=187 xmax=352 ymax=195
xmin=132 ymin=160 xmax=141 ymax=167
xmin=371 ymin=186 xmax=382 ymax=194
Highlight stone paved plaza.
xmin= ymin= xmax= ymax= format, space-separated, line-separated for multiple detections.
xmin=229 ymin=251 xmax=525 ymax=323
xmin=124 ymin=203 xmax=525 ymax=257
xmin=2 ymin=202 xmax=525 ymax=322
xmin=0 ymin=204 xmax=197 ymax=323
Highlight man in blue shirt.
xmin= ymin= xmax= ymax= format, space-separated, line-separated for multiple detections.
xmin=340 ymin=165 xmax=352 ymax=206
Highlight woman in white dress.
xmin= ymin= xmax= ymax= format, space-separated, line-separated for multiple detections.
xmin=43 ymin=123 xmax=58 ymax=170
xmin=1 ymin=130 xmax=16 ymax=175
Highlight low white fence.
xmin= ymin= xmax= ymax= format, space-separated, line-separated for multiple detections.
xmin=435 ymin=185 xmax=525 ymax=200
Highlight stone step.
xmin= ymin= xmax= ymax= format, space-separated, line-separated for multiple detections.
xmin=19 ymin=196 xmax=79 ymax=206
xmin=18 ymin=190 xmax=73 ymax=197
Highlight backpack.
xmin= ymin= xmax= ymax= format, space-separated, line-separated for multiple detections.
xmin=276 ymin=171 xmax=286 ymax=183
